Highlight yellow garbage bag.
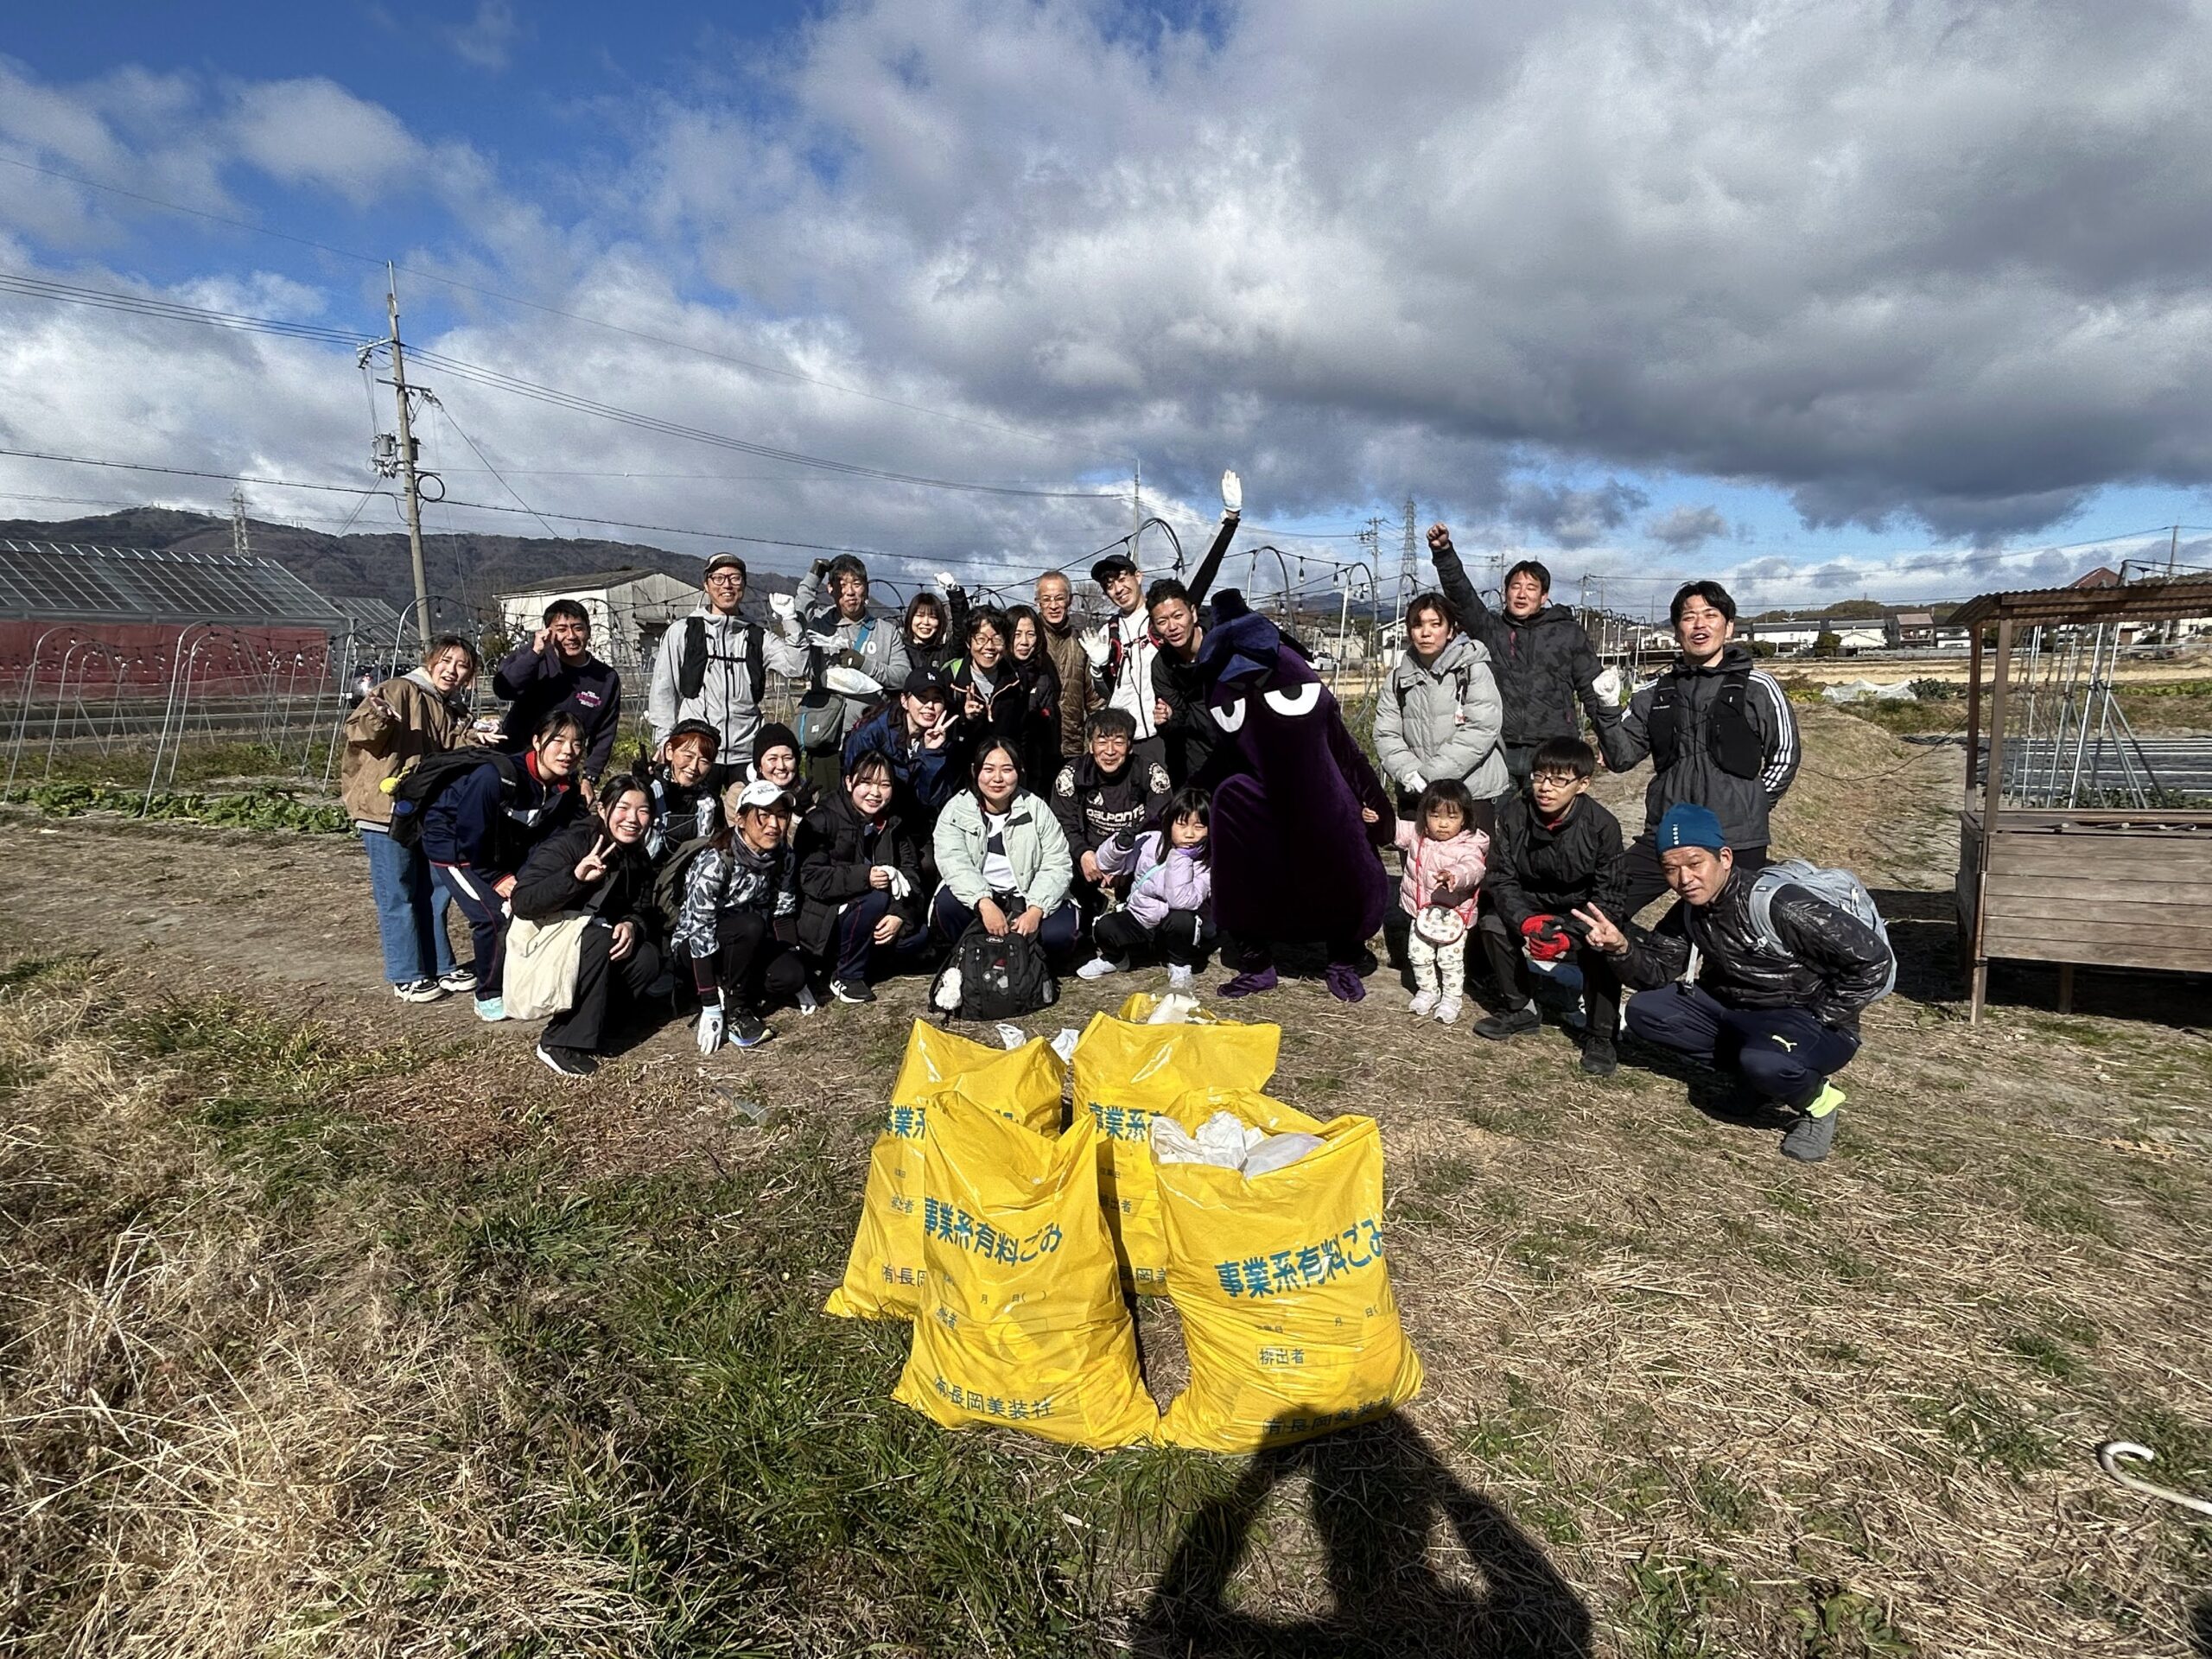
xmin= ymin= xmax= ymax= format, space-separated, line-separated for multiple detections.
xmin=1071 ymin=1010 xmax=1281 ymax=1294
xmin=893 ymin=1087 xmax=1156 ymax=1447
xmin=825 ymin=1022 xmax=1065 ymax=1320
xmin=1154 ymin=1104 xmax=1422 ymax=1452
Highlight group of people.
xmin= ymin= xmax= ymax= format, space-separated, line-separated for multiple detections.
xmin=340 ymin=479 xmax=1894 ymax=1161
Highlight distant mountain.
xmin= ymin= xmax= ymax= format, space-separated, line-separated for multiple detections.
xmin=0 ymin=508 xmax=798 ymax=618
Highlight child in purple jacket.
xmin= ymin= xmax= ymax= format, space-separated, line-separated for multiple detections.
xmin=1077 ymin=785 xmax=1215 ymax=990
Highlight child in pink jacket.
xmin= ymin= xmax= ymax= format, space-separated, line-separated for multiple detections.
xmin=1392 ymin=779 xmax=1490 ymax=1025
xmin=1078 ymin=786 xmax=1215 ymax=991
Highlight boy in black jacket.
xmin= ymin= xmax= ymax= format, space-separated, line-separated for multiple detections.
xmin=1473 ymin=735 xmax=1628 ymax=1075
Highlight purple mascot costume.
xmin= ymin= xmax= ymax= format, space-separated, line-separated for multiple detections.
xmin=1192 ymin=590 xmax=1395 ymax=1001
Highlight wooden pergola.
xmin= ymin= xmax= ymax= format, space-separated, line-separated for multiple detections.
xmin=1955 ymin=578 xmax=2212 ymax=1020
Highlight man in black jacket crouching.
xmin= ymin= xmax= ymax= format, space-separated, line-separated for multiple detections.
xmin=1575 ymin=803 xmax=1891 ymax=1163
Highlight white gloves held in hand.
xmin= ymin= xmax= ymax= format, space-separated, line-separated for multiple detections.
xmin=1404 ymin=771 xmax=1427 ymax=792
xmin=875 ymin=866 xmax=914 ymax=900
xmin=1077 ymin=626 xmax=1110 ymax=667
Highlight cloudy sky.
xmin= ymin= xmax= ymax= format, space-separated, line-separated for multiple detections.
xmin=3 ymin=0 xmax=2210 ymax=614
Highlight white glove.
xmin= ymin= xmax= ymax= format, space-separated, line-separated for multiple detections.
xmin=767 ymin=592 xmax=802 ymax=643
xmin=1221 ymin=468 xmax=1243 ymax=516
xmin=933 ymin=570 xmax=957 ymax=591
xmin=825 ymin=664 xmax=881 ymax=697
xmin=881 ymin=867 xmax=914 ymax=900
xmin=696 ymin=1005 xmax=724 ymax=1055
xmin=1077 ymin=626 xmax=1110 ymax=667
xmin=1592 ymin=666 xmax=1623 ymax=707
xmin=1404 ymin=771 xmax=1427 ymax=792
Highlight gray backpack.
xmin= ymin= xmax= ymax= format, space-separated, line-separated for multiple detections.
xmin=1746 ymin=859 xmax=1897 ymax=1001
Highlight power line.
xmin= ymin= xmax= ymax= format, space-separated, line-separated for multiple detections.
xmin=0 ymin=267 xmax=1126 ymax=503
xmin=0 ymin=147 xmax=1105 ymax=455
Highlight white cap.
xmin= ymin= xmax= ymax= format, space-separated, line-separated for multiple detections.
xmin=734 ymin=779 xmax=793 ymax=813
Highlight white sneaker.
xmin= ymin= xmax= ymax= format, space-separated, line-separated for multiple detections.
xmin=1076 ymin=956 xmax=1128 ymax=981
xmin=1435 ymin=995 xmax=1463 ymax=1025
xmin=391 ymin=978 xmax=443 ymax=1003
xmin=1166 ymin=963 xmax=1195 ymax=991
xmin=1408 ymin=988 xmax=1439 ymax=1018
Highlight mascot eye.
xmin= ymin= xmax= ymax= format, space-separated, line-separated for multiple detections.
xmin=1262 ymin=683 xmax=1321 ymax=718
xmin=1211 ymin=697 xmax=1248 ymax=733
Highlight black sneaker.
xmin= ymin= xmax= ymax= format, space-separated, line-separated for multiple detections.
xmin=830 ymin=978 xmax=876 ymax=1005
xmin=536 ymin=1043 xmax=597 ymax=1078
xmin=1580 ymin=1035 xmax=1618 ymax=1077
xmin=729 ymin=1009 xmax=772 ymax=1048
xmin=1471 ymin=1005 xmax=1541 ymax=1042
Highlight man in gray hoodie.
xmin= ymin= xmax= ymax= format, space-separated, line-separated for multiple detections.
xmin=645 ymin=552 xmax=808 ymax=757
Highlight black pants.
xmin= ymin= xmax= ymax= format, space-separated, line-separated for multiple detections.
xmin=1616 ymin=836 xmax=1770 ymax=924
xmin=543 ymin=925 xmax=665 ymax=1055
xmin=1094 ymin=908 xmax=1216 ymax=968
xmin=931 ymin=888 xmax=1082 ymax=966
xmin=1624 ymin=983 xmax=1859 ymax=1110
xmin=691 ymin=909 xmax=808 ymax=1013
xmin=1475 ymin=910 xmax=1621 ymax=1039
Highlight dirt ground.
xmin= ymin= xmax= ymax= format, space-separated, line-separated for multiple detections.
xmin=2 ymin=704 xmax=2209 ymax=1656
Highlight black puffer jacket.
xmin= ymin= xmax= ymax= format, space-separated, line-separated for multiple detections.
xmin=1605 ymin=644 xmax=1800 ymax=851
xmin=511 ymin=819 xmax=653 ymax=929
xmin=793 ymin=787 xmax=925 ymax=958
xmin=1486 ymin=793 xmax=1628 ymax=937
xmin=1430 ymin=545 xmax=1617 ymax=750
xmin=1614 ymin=868 xmax=1891 ymax=1032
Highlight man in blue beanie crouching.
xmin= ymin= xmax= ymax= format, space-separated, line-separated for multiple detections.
xmin=1573 ymin=803 xmax=1892 ymax=1162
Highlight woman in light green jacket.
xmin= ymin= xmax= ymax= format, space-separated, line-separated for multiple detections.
xmin=929 ymin=737 xmax=1079 ymax=965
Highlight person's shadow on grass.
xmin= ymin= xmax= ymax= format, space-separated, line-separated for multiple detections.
xmin=1132 ymin=1412 xmax=1592 ymax=1659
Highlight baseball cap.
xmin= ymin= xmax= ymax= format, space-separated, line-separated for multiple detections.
xmin=704 ymin=551 xmax=747 ymax=577
xmin=901 ymin=664 xmax=953 ymax=696
xmin=1655 ymin=803 xmax=1727 ymax=853
xmin=1090 ymin=552 xmax=1139 ymax=585
xmin=734 ymin=778 xmax=793 ymax=814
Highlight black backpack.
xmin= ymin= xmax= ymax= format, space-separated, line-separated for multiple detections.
xmin=1646 ymin=664 xmax=1765 ymax=781
xmin=930 ymin=921 xmax=1058 ymax=1020
xmin=385 ymin=749 xmax=521 ymax=849
xmin=677 ymin=616 xmax=768 ymax=705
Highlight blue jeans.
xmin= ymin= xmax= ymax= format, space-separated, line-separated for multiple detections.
xmin=1624 ymin=983 xmax=1858 ymax=1109
xmin=432 ymin=864 xmax=507 ymax=998
xmin=362 ymin=829 xmax=457 ymax=985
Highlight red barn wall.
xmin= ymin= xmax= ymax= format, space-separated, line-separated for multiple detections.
xmin=0 ymin=622 xmax=333 ymax=695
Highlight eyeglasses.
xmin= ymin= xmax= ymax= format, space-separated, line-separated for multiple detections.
xmin=705 ymin=573 xmax=743 ymax=586
xmin=1531 ymin=771 xmax=1581 ymax=786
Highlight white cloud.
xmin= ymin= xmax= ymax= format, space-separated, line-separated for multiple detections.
xmin=446 ymin=1 xmax=523 ymax=72
xmin=227 ymin=78 xmax=426 ymax=207
xmin=6 ymin=1 xmax=2212 ymax=607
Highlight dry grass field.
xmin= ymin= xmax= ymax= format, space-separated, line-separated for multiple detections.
xmin=0 ymin=705 xmax=2207 ymax=1656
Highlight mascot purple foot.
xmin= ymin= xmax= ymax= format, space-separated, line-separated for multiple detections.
xmin=1192 ymin=591 xmax=1393 ymax=999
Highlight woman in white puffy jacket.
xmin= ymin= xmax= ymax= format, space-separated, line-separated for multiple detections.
xmin=1373 ymin=592 xmax=1507 ymax=829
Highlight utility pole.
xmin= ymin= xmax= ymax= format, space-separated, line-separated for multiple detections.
xmin=1399 ymin=496 xmax=1418 ymax=620
xmin=1133 ymin=461 xmax=1142 ymax=543
xmin=229 ymin=486 xmax=251 ymax=561
xmin=385 ymin=264 xmax=433 ymax=652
